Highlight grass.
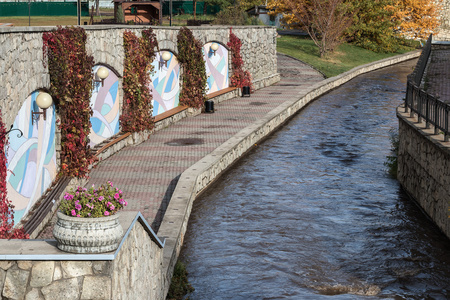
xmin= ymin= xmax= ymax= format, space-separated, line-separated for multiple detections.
xmin=277 ymin=35 xmax=417 ymax=78
xmin=0 ymin=15 xmax=105 ymax=26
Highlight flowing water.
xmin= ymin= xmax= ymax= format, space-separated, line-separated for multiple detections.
xmin=179 ymin=60 xmax=450 ymax=299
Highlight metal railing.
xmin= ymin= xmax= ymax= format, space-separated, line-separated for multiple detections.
xmin=404 ymin=34 xmax=450 ymax=142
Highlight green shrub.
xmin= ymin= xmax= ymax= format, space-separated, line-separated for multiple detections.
xmin=167 ymin=261 xmax=194 ymax=300
xmin=385 ymin=128 xmax=399 ymax=178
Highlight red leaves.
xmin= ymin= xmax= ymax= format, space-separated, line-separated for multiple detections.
xmin=43 ymin=27 xmax=96 ymax=178
xmin=177 ymin=27 xmax=207 ymax=109
xmin=0 ymin=109 xmax=29 ymax=239
xmin=227 ymin=29 xmax=253 ymax=90
xmin=120 ymin=30 xmax=157 ymax=133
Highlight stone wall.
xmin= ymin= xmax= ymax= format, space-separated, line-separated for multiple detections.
xmin=0 ymin=25 xmax=278 ymax=128
xmin=436 ymin=0 xmax=450 ymax=41
xmin=0 ymin=212 xmax=165 ymax=300
xmin=397 ymin=109 xmax=450 ymax=238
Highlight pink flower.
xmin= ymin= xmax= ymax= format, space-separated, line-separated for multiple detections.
xmin=71 ymin=210 xmax=76 ymax=216
xmin=99 ymin=196 xmax=104 ymax=201
xmin=110 ymin=205 xmax=115 ymax=210
xmin=114 ymin=193 xmax=120 ymax=200
xmin=104 ymin=211 xmax=110 ymax=216
xmin=107 ymin=202 xmax=112 ymax=207
xmin=77 ymin=214 xmax=81 ymax=218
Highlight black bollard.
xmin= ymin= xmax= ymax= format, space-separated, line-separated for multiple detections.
xmin=205 ymin=100 xmax=215 ymax=113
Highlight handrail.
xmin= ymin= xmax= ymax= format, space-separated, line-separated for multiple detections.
xmin=404 ymin=34 xmax=450 ymax=142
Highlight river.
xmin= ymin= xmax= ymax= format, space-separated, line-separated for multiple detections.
xmin=179 ymin=60 xmax=450 ymax=299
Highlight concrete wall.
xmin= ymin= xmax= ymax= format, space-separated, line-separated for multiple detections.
xmin=0 ymin=212 xmax=165 ymax=300
xmin=397 ymin=109 xmax=450 ymax=238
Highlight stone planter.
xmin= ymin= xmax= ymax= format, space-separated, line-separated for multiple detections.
xmin=53 ymin=211 xmax=124 ymax=253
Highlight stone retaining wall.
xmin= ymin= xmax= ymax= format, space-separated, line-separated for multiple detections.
xmin=0 ymin=212 xmax=165 ymax=300
xmin=397 ymin=109 xmax=450 ymax=238
xmin=0 ymin=25 xmax=278 ymax=127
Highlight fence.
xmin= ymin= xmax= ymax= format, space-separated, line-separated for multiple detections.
xmin=404 ymin=34 xmax=450 ymax=142
xmin=0 ymin=1 xmax=89 ymax=17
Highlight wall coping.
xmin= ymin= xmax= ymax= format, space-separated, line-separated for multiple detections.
xmin=0 ymin=25 xmax=271 ymax=34
xmin=0 ymin=211 xmax=164 ymax=261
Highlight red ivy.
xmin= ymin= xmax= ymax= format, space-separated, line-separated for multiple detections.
xmin=0 ymin=109 xmax=29 ymax=239
xmin=177 ymin=27 xmax=207 ymax=108
xmin=43 ymin=26 xmax=96 ymax=178
xmin=120 ymin=29 xmax=158 ymax=132
xmin=227 ymin=29 xmax=253 ymax=90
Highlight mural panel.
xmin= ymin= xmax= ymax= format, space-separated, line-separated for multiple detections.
xmin=203 ymin=42 xmax=229 ymax=94
xmin=6 ymin=90 xmax=57 ymax=224
xmin=150 ymin=51 xmax=180 ymax=116
xmin=89 ymin=65 xmax=120 ymax=147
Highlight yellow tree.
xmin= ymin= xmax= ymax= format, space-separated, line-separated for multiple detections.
xmin=267 ymin=0 xmax=353 ymax=57
xmin=393 ymin=0 xmax=441 ymax=39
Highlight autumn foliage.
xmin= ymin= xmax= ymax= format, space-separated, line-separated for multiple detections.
xmin=0 ymin=110 xmax=29 ymax=239
xmin=227 ymin=29 xmax=253 ymax=89
xmin=268 ymin=0 xmax=353 ymax=57
xmin=177 ymin=27 xmax=208 ymax=109
xmin=43 ymin=27 xmax=96 ymax=178
xmin=121 ymin=29 xmax=158 ymax=132
xmin=394 ymin=0 xmax=442 ymax=40
xmin=269 ymin=0 xmax=442 ymax=54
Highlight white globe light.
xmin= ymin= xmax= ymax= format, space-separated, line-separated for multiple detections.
xmin=36 ymin=92 xmax=53 ymax=109
xmin=96 ymin=66 xmax=109 ymax=80
xmin=161 ymin=51 xmax=171 ymax=62
xmin=211 ymin=43 xmax=219 ymax=51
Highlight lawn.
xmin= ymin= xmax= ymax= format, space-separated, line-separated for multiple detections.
xmin=276 ymin=35 xmax=417 ymax=78
xmin=0 ymin=15 xmax=106 ymax=26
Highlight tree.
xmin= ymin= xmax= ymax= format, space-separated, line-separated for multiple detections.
xmin=267 ymin=0 xmax=353 ymax=57
xmin=394 ymin=0 xmax=441 ymax=40
xmin=347 ymin=0 xmax=401 ymax=53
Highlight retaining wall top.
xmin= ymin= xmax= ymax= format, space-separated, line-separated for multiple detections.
xmin=0 ymin=211 xmax=164 ymax=261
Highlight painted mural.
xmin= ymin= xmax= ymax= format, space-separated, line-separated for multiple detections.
xmin=89 ymin=65 xmax=120 ymax=147
xmin=203 ymin=42 xmax=229 ymax=94
xmin=6 ymin=90 xmax=57 ymax=224
xmin=150 ymin=51 xmax=180 ymax=116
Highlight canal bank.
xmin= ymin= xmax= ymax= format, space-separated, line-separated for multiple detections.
xmin=157 ymin=50 xmax=421 ymax=297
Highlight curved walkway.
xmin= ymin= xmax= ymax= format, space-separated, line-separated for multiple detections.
xmin=38 ymin=54 xmax=324 ymax=237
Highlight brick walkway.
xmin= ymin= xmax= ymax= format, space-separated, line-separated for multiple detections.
xmin=38 ymin=54 xmax=324 ymax=238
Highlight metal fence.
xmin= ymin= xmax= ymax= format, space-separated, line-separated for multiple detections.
xmin=404 ymin=34 xmax=450 ymax=141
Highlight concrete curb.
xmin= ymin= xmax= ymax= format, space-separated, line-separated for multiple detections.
xmin=156 ymin=49 xmax=422 ymax=295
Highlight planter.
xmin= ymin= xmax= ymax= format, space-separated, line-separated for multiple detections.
xmin=53 ymin=211 xmax=124 ymax=254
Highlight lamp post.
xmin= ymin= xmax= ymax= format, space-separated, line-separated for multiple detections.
xmin=159 ymin=52 xmax=171 ymax=69
xmin=94 ymin=66 xmax=110 ymax=87
xmin=32 ymin=92 xmax=53 ymax=124
xmin=210 ymin=43 xmax=219 ymax=56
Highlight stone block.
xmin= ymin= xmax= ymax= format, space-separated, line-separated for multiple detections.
xmin=25 ymin=288 xmax=44 ymax=300
xmin=17 ymin=261 xmax=32 ymax=270
xmin=61 ymin=261 xmax=93 ymax=278
xmin=3 ymin=267 xmax=30 ymax=300
xmin=80 ymin=275 xmax=112 ymax=299
xmin=30 ymin=261 xmax=54 ymax=287
xmin=41 ymin=278 xmax=80 ymax=300
xmin=0 ymin=261 xmax=14 ymax=271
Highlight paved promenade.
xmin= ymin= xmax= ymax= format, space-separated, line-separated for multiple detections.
xmin=38 ymin=54 xmax=324 ymax=237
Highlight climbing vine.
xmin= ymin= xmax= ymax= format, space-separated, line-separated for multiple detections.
xmin=227 ymin=29 xmax=253 ymax=90
xmin=120 ymin=29 xmax=158 ymax=132
xmin=177 ymin=27 xmax=208 ymax=109
xmin=43 ymin=26 xmax=95 ymax=178
xmin=0 ymin=109 xmax=28 ymax=239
